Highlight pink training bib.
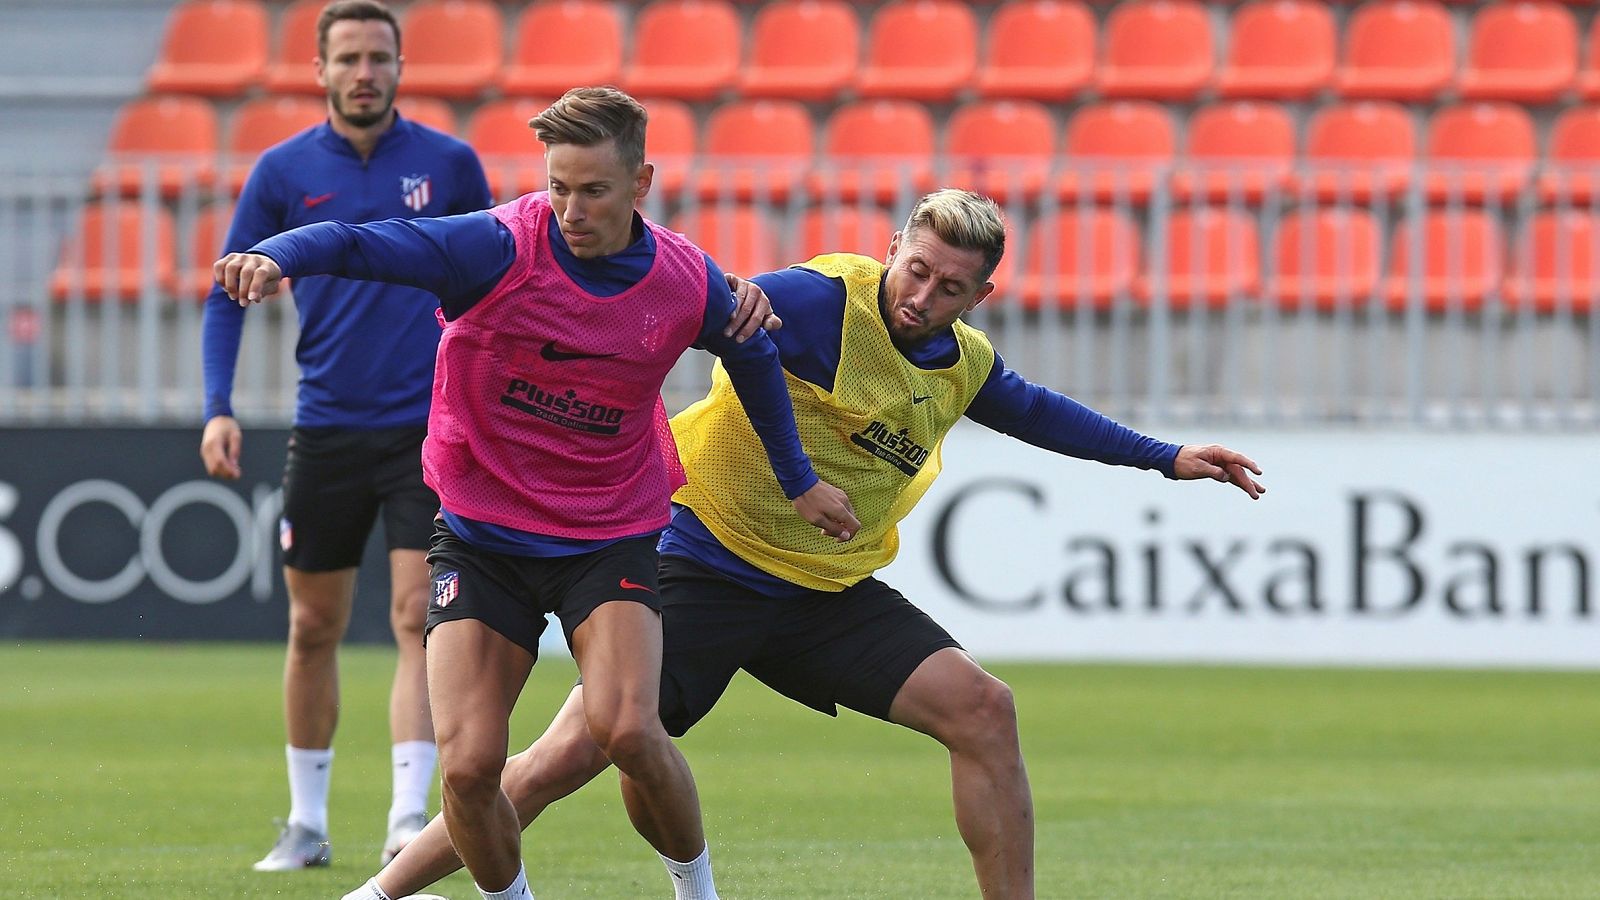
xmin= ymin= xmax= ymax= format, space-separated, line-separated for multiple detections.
xmin=422 ymin=192 xmax=706 ymax=539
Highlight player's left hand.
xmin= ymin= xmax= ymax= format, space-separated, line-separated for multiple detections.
xmin=1173 ymin=444 xmax=1266 ymax=500
xmin=724 ymin=272 xmax=782 ymax=342
xmin=793 ymin=479 xmax=860 ymax=542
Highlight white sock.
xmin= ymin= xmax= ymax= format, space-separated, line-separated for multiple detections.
xmin=477 ymin=864 xmax=534 ymax=900
xmin=340 ymin=878 xmax=391 ymax=900
xmin=660 ymin=844 xmax=718 ymax=900
xmin=388 ymin=740 xmax=438 ymax=827
xmin=286 ymin=745 xmax=333 ymax=834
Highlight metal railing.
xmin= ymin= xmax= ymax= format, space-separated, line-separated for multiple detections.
xmin=4 ymin=156 xmax=1597 ymax=429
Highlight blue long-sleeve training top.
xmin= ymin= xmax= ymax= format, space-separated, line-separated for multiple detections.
xmin=658 ymin=263 xmax=1183 ymax=597
xmin=248 ymin=204 xmax=818 ymax=557
xmin=201 ymin=114 xmax=492 ymax=427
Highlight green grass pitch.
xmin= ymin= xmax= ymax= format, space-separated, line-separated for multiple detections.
xmin=4 ymin=642 xmax=1599 ymax=898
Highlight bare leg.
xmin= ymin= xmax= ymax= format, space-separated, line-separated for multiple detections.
xmin=426 ymin=619 xmax=533 ymax=892
xmin=387 ymin=549 xmax=433 ymax=744
xmin=889 ymin=648 xmax=1034 ymax=900
xmin=375 ymin=686 xmax=612 ymax=898
xmin=574 ymin=601 xmax=707 ymax=863
xmin=283 ymin=566 xmax=358 ymax=749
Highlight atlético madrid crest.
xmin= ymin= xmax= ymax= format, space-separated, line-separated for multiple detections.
xmin=401 ymin=173 xmax=432 ymax=212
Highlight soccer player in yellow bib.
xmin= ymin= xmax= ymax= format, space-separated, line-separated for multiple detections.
xmin=354 ymin=189 xmax=1265 ymax=900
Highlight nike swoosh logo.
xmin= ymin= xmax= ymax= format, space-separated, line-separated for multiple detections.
xmin=913 ymin=394 xmax=932 ymax=404
xmin=619 ymin=577 xmax=655 ymax=594
xmin=540 ymin=340 xmax=619 ymax=362
xmin=302 ymin=192 xmax=335 ymax=208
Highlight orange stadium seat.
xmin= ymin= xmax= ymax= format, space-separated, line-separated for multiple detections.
xmin=641 ymin=98 xmax=697 ymax=199
xmin=1505 ymin=211 xmax=1600 ymax=313
xmin=1297 ymin=101 xmax=1416 ymax=202
xmin=1019 ymin=207 xmax=1141 ymax=310
xmin=1581 ymin=16 xmax=1600 ymax=98
xmin=796 ymin=205 xmax=896 ymax=259
xmin=623 ymin=0 xmax=741 ymax=101
xmin=51 ymin=202 xmax=178 ymax=302
xmin=399 ymin=0 xmax=502 ymax=99
xmin=1335 ymin=0 xmax=1455 ymax=101
xmin=1097 ymin=0 xmax=1214 ymax=101
xmin=943 ymin=100 xmax=1057 ymax=204
xmin=1271 ymin=207 xmax=1382 ymax=311
xmin=95 ymin=96 xmax=218 ymax=199
xmin=1423 ymin=103 xmax=1536 ymax=204
xmin=1056 ymin=101 xmax=1176 ymax=204
xmin=814 ymin=100 xmax=937 ymax=204
xmin=857 ymin=0 xmax=979 ymax=102
xmin=976 ymin=0 xmax=1095 ymax=100
xmin=398 ymin=98 xmax=458 ymax=135
xmin=147 ymin=0 xmax=268 ymax=96
xmin=185 ymin=203 xmax=234 ymax=298
xmin=1459 ymin=2 xmax=1577 ymax=103
xmin=502 ymin=0 xmax=621 ymax=97
xmin=265 ymin=0 xmax=324 ymax=94
xmin=226 ymin=96 xmax=325 ymax=194
xmin=1215 ymin=0 xmax=1336 ymax=100
xmin=467 ymin=99 xmax=551 ymax=200
xmin=1173 ymin=101 xmax=1296 ymax=203
xmin=672 ymin=204 xmax=780 ymax=275
xmin=696 ymin=100 xmax=814 ymax=203
xmin=1539 ymin=106 xmax=1600 ymax=203
xmin=1137 ymin=207 xmax=1261 ymax=309
xmin=1385 ymin=210 xmax=1504 ymax=312
xmin=740 ymin=0 xmax=859 ymax=101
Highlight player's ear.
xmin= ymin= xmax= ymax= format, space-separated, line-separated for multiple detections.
xmin=635 ymin=162 xmax=654 ymax=203
xmin=314 ymin=54 xmax=327 ymax=89
xmin=885 ymin=231 xmax=903 ymax=265
xmin=969 ymin=281 xmax=995 ymax=312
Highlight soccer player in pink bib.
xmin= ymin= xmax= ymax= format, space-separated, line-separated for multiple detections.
xmin=215 ymin=86 xmax=859 ymax=900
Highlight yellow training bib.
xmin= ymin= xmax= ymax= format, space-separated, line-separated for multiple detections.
xmin=671 ymin=253 xmax=996 ymax=590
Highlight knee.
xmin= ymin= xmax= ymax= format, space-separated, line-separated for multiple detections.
xmin=287 ymin=603 xmax=344 ymax=652
xmin=944 ymin=675 xmax=1020 ymax=754
xmin=389 ymin=588 xmax=427 ymax=640
xmin=439 ymin=747 xmax=506 ymax=805
xmin=587 ymin=714 xmax=664 ymax=771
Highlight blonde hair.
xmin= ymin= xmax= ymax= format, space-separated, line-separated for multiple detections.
xmin=902 ymin=189 xmax=1007 ymax=281
xmin=530 ymin=87 xmax=648 ymax=171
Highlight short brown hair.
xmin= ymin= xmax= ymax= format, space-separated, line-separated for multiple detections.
xmin=530 ymin=87 xmax=649 ymax=172
xmin=903 ymin=190 xmax=1007 ymax=282
xmin=317 ymin=0 xmax=401 ymax=59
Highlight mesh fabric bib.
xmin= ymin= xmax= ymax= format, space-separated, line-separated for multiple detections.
xmin=422 ymin=192 xmax=705 ymax=538
xmin=672 ymin=253 xmax=995 ymax=590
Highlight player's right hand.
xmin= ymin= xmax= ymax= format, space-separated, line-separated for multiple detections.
xmin=200 ymin=415 xmax=243 ymax=480
xmin=793 ymin=480 xmax=860 ymax=543
xmin=214 ymin=252 xmax=284 ymax=305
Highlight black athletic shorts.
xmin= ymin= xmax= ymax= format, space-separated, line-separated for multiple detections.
xmin=424 ymin=519 xmax=662 ymax=661
xmin=654 ymin=554 xmax=963 ymax=737
xmin=279 ymin=425 xmax=437 ymax=572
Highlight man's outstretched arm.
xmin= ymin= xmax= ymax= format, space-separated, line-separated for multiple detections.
xmin=214 ymin=212 xmax=514 ymax=311
xmin=966 ymin=356 xmax=1264 ymax=499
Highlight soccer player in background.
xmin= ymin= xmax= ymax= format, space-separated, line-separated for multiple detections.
xmin=214 ymin=86 xmax=859 ymax=900
xmin=197 ymin=0 xmax=491 ymax=872
xmin=362 ymin=189 xmax=1266 ymax=900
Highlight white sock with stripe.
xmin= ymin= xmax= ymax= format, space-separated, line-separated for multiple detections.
xmin=660 ymin=844 xmax=718 ymax=900
xmin=286 ymin=745 xmax=332 ymax=834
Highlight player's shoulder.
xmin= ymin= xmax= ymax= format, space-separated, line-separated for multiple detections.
xmin=399 ymin=117 xmax=480 ymax=160
xmin=254 ymin=122 xmax=328 ymax=170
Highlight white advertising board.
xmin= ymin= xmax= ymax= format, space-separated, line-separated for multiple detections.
xmin=880 ymin=424 xmax=1600 ymax=668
